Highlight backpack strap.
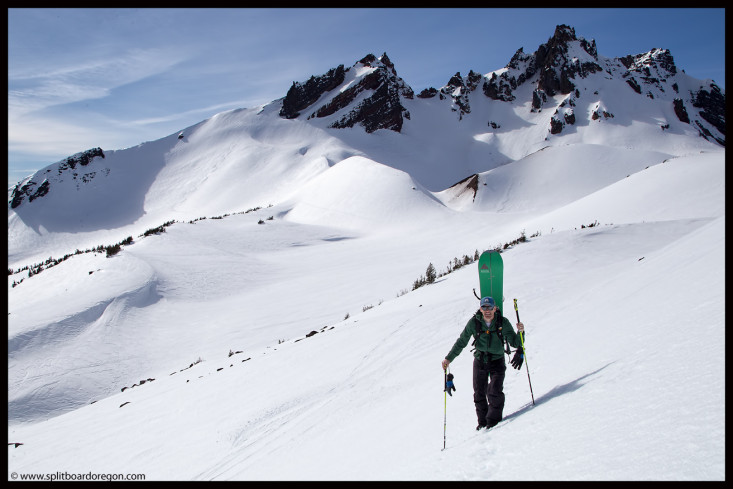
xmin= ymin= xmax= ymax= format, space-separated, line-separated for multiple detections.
xmin=470 ymin=312 xmax=484 ymax=362
xmin=494 ymin=308 xmax=513 ymax=356
xmin=495 ymin=308 xmax=503 ymax=342
xmin=470 ymin=310 xmax=487 ymax=348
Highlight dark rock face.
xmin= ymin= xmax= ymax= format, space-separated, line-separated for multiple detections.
xmin=446 ymin=173 xmax=479 ymax=202
xmin=329 ymin=69 xmax=409 ymax=133
xmin=482 ymin=48 xmax=526 ymax=102
xmin=440 ymin=72 xmax=471 ymax=118
xmin=280 ymin=52 xmax=413 ymax=134
xmin=549 ymin=117 xmax=564 ymax=134
xmin=670 ymin=82 xmax=726 ymax=145
xmin=9 ymin=147 xmax=105 ymax=209
xmin=315 ymin=69 xmax=382 ymax=119
xmin=279 ymin=65 xmax=346 ymax=119
xmin=417 ymin=87 xmax=438 ymax=98
xmin=591 ymin=108 xmax=614 ymax=120
xmin=673 ymin=98 xmax=690 ymax=123
xmin=692 ymin=84 xmax=726 ymax=141
xmin=59 ymin=147 xmax=105 ymax=170
xmin=432 ymin=69 xmax=484 ymax=119
xmin=535 ymin=25 xmax=602 ymax=96
xmin=626 ymin=78 xmax=642 ymax=94
xmin=326 ymin=53 xmax=413 ymax=133
xmin=622 ymin=49 xmax=677 ymax=78
xmin=466 ymin=70 xmax=482 ymax=91
xmin=483 ymin=70 xmax=516 ymax=101
xmin=620 ymin=48 xmax=678 ymax=97
xmin=10 ymin=180 xmax=51 ymax=209
xmin=548 ymin=96 xmax=577 ymax=135
xmin=532 ymin=89 xmax=547 ymax=111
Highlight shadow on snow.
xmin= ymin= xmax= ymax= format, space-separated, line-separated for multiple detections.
xmin=502 ymin=362 xmax=614 ymax=424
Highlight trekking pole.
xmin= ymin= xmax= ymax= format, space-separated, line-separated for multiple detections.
xmin=442 ymin=368 xmax=448 ymax=450
xmin=514 ymin=299 xmax=535 ymax=406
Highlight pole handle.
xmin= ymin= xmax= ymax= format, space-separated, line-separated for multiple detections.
xmin=514 ymin=298 xmax=524 ymax=344
xmin=514 ymin=298 xmax=535 ymax=405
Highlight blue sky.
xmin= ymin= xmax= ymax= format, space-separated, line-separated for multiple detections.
xmin=8 ymin=8 xmax=726 ymax=186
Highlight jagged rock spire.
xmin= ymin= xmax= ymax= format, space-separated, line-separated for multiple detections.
xmin=279 ymin=52 xmax=413 ymax=133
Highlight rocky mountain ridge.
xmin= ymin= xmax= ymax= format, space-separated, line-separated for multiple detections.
xmin=8 ymin=24 xmax=725 ymax=213
xmin=276 ymin=24 xmax=724 ymax=143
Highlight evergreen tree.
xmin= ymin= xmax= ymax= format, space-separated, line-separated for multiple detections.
xmin=426 ymin=263 xmax=436 ymax=284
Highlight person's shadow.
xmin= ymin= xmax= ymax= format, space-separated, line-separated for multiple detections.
xmin=502 ymin=362 xmax=614 ymax=423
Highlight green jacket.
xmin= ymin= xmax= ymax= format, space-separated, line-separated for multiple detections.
xmin=446 ymin=310 xmax=524 ymax=363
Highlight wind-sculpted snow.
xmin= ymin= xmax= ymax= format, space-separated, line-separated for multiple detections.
xmin=282 ymin=156 xmax=448 ymax=231
xmin=8 ymin=278 xmax=163 ymax=423
xmin=8 ymin=252 xmax=160 ymax=423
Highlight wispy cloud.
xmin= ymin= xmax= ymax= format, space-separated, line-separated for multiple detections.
xmin=8 ymin=46 xmax=196 ymax=181
xmin=8 ymin=120 xmax=100 ymax=160
xmin=129 ymin=101 xmax=257 ymax=126
xmin=9 ymin=47 xmax=190 ymax=118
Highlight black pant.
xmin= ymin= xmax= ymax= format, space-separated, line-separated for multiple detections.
xmin=473 ymin=356 xmax=506 ymax=426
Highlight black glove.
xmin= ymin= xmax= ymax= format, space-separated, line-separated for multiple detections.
xmin=445 ymin=373 xmax=456 ymax=396
xmin=511 ymin=346 xmax=524 ymax=370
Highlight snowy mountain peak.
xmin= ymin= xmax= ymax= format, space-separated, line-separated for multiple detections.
xmin=481 ymin=24 xmax=724 ymax=140
xmin=357 ymin=52 xmax=394 ymax=74
xmin=483 ymin=23 xmax=602 ymax=105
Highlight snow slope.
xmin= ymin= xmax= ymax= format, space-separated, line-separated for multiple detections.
xmin=8 ymin=147 xmax=724 ymax=480
xmin=6 ymin=35 xmax=725 ymax=480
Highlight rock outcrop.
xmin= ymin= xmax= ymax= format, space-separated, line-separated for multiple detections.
xmin=280 ymin=65 xmax=346 ymax=119
xmin=280 ymin=53 xmax=413 ymax=133
xmin=483 ymin=24 xmax=602 ymax=108
xmin=9 ymin=147 xmax=105 ymax=209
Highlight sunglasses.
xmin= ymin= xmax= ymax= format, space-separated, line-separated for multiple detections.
xmin=481 ymin=305 xmax=495 ymax=311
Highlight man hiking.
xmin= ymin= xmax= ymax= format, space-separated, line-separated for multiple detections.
xmin=441 ymin=296 xmax=525 ymax=430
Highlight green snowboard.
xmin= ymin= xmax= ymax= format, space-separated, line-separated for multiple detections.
xmin=477 ymin=251 xmax=504 ymax=314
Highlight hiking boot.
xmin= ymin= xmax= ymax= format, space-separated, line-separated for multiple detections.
xmin=486 ymin=418 xmax=500 ymax=429
xmin=476 ymin=424 xmax=487 ymax=431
